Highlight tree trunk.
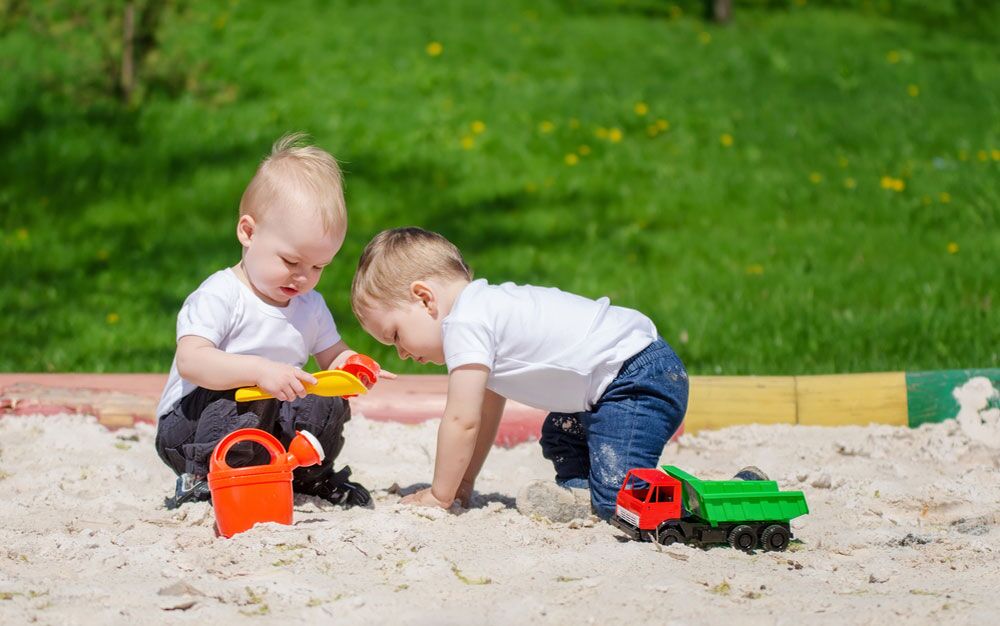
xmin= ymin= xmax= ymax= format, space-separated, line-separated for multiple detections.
xmin=708 ymin=0 xmax=732 ymax=23
xmin=120 ymin=2 xmax=135 ymax=103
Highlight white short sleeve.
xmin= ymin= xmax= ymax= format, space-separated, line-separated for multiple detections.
xmin=176 ymin=290 xmax=234 ymax=347
xmin=443 ymin=320 xmax=495 ymax=371
xmin=311 ymin=297 xmax=341 ymax=354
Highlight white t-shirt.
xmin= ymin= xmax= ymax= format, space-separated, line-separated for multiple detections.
xmin=156 ymin=268 xmax=341 ymax=417
xmin=442 ymin=279 xmax=657 ymax=413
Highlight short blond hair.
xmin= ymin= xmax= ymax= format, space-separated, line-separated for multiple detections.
xmin=239 ymin=133 xmax=346 ymax=232
xmin=352 ymin=227 xmax=472 ymax=319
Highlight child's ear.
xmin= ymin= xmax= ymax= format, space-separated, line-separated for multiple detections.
xmin=410 ymin=281 xmax=438 ymax=317
xmin=236 ymin=215 xmax=256 ymax=247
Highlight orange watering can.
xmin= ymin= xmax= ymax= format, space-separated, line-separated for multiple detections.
xmin=208 ymin=428 xmax=325 ymax=538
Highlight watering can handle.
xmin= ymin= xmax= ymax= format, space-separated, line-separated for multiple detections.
xmin=210 ymin=428 xmax=285 ymax=473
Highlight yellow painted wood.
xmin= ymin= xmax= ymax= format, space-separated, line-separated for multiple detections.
xmin=98 ymin=413 xmax=136 ymax=428
xmin=796 ymin=372 xmax=908 ymax=426
xmin=685 ymin=376 xmax=797 ymax=433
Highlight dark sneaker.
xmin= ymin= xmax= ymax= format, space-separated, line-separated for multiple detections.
xmin=164 ymin=473 xmax=211 ymax=509
xmin=296 ymin=465 xmax=372 ymax=508
xmin=733 ymin=466 xmax=770 ymax=481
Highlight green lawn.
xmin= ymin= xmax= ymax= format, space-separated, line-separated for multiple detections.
xmin=1 ymin=0 xmax=997 ymax=375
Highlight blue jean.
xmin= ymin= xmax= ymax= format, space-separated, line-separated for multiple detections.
xmin=539 ymin=338 xmax=688 ymax=520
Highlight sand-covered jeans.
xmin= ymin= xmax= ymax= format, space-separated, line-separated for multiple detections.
xmin=539 ymin=338 xmax=688 ymax=519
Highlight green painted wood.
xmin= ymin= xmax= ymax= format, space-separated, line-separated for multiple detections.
xmin=905 ymin=369 xmax=1000 ymax=428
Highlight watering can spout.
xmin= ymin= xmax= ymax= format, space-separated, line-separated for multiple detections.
xmin=287 ymin=430 xmax=325 ymax=468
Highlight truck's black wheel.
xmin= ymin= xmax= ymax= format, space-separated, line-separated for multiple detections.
xmin=657 ymin=529 xmax=684 ymax=546
xmin=728 ymin=525 xmax=757 ymax=552
xmin=760 ymin=525 xmax=790 ymax=551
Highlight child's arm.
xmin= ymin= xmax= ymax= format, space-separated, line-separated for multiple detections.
xmin=313 ymin=340 xmax=398 ymax=379
xmin=314 ymin=339 xmax=355 ymax=370
xmin=455 ymin=389 xmax=506 ymax=505
xmin=402 ymin=364 xmax=490 ymax=508
xmin=175 ymin=335 xmax=317 ymax=402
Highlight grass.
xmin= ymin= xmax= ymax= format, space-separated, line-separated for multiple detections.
xmin=0 ymin=0 xmax=997 ymax=375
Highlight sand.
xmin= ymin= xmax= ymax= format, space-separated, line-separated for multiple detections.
xmin=2 ymin=401 xmax=999 ymax=625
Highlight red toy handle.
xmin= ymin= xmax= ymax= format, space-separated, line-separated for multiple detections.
xmin=210 ymin=428 xmax=284 ymax=472
xmin=340 ymin=354 xmax=381 ymax=389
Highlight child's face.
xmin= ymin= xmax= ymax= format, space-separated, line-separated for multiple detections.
xmin=236 ymin=208 xmax=344 ymax=306
xmin=363 ymin=297 xmax=446 ymax=366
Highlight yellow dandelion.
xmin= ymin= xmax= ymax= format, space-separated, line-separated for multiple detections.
xmin=720 ymin=133 xmax=734 ymax=147
xmin=538 ymin=120 xmax=555 ymax=134
xmin=425 ymin=41 xmax=443 ymax=57
xmin=470 ymin=120 xmax=486 ymax=135
xmin=608 ymin=128 xmax=623 ymax=143
xmin=96 ymin=249 xmax=109 ymax=260
xmin=809 ymin=172 xmax=823 ymax=184
xmin=647 ymin=125 xmax=659 ymax=137
xmin=106 ymin=312 xmax=120 ymax=325
xmin=939 ymin=192 xmax=951 ymax=203
xmin=595 ymin=126 xmax=609 ymax=139
xmin=578 ymin=145 xmax=591 ymax=156
xmin=886 ymin=50 xmax=901 ymax=64
xmin=656 ymin=119 xmax=669 ymax=131
xmin=837 ymin=155 xmax=849 ymax=168
xmin=892 ymin=178 xmax=905 ymax=192
xmin=976 ymin=149 xmax=988 ymax=161
xmin=794 ymin=0 xmax=807 ymax=5
xmin=947 ymin=242 xmax=959 ymax=254
xmin=668 ymin=4 xmax=683 ymax=19
xmin=745 ymin=264 xmax=764 ymax=275
xmin=634 ymin=102 xmax=649 ymax=116
xmin=524 ymin=182 xmax=537 ymax=194
xmin=698 ymin=31 xmax=712 ymax=45
xmin=565 ymin=153 xmax=579 ymax=166
xmin=843 ymin=177 xmax=857 ymax=189
xmin=460 ymin=135 xmax=475 ymax=150
xmin=16 ymin=228 xmax=29 ymax=241
xmin=907 ymin=84 xmax=920 ymax=97
xmin=569 ymin=118 xmax=580 ymax=129
xmin=991 ymin=149 xmax=1000 ymax=161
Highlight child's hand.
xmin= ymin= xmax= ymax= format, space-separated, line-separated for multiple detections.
xmin=255 ymin=360 xmax=317 ymax=402
xmin=401 ymin=487 xmax=452 ymax=509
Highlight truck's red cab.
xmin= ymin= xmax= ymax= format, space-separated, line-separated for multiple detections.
xmin=614 ymin=468 xmax=683 ymax=532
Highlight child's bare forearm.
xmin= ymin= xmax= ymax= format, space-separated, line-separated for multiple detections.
xmin=429 ymin=365 xmax=491 ymax=504
xmin=430 ymin=412 xmax=480 ymax=503
xmin=462 ymin=391 xmax=505 ymax=484
xmin=175 ymin=337 xmax=265 ymax=390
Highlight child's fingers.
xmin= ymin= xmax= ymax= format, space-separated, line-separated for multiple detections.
xmin=380 ymin=369 xmax=398 ymax=380
xmin=294 ymin=368 xmax=318 ymax=386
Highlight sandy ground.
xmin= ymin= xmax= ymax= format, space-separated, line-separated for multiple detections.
xmin=1 ymin=407 xmax=999 ymax=625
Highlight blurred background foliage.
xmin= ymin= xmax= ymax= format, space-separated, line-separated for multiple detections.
xmin=0 ymin=0 xmax=997 ymax=374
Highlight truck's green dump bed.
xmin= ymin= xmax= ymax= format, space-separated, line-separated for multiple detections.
xmin=662 ymin=465 xmax=809 ymax=527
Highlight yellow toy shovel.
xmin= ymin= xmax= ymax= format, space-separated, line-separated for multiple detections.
xmin=235 ymin=354 xmax=381 ymax=402
xmin=235 ymin=370 xmax=367 ymax=402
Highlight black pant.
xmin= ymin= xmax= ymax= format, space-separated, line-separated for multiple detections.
xmin=154 ymin=387 xmax=350 ymax=487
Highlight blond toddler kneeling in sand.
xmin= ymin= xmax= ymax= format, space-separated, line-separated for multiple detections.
xmin=350 ymin=227 xmax=690 ymax=521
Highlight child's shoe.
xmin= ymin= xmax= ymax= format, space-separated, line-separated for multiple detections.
xmin=516 ymin=480 xmax=592 ymax=522
xmin=164 ymin=473 xmax=211 ymax=509
xmin=734 ymin=466 xmax=770 ymax=481
xmin=295 ymin=465 xmax=372 ymax=508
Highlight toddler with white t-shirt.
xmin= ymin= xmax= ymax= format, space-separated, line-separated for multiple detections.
xmin=350 ymin=227 xmax=690 ymax=521
xmin=154 ymin=134 xmax=382 ymax=509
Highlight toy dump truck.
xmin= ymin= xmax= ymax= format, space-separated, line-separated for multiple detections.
xmin=610 ymin=465 xmax=809 ymax=552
